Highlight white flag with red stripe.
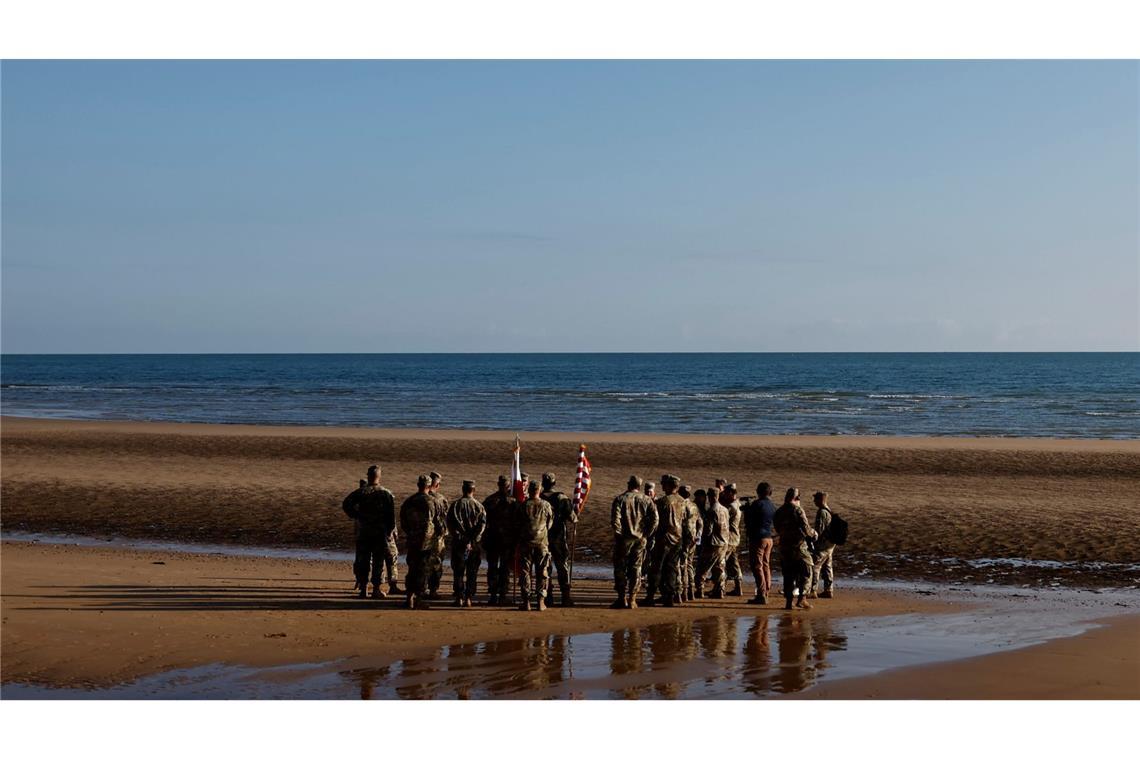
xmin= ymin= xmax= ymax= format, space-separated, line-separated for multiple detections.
xmin=572 ymin=444 xmax=592 ymax=512
xmin=510 ymin=434 xmax=526 ymax=503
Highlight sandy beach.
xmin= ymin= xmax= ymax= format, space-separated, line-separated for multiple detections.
xmin=3 ymin=417 xmax=1139 ymax=587
xmin=2 ymin=417 xmax=1139 ymax=698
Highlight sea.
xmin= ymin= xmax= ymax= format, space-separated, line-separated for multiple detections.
xmin=1 ymin=353 xmax=1137 ymax=439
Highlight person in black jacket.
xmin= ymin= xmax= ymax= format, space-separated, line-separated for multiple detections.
xmin=341 ymin=465 xmax=397 ymax=599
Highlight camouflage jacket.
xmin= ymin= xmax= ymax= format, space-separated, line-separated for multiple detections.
xmin=341 ymin=484 xmax=396 ymax=539
xmin=482 ymin=490 xmax=517 ymax=547
xmin=707 ymin=503 xmax=731 ymax=546
xmin=400 ymin=492 xmax=446 ymax=551
xmin=610 ymin=490 xmax=658 ymax=541
xmin=774 ymin=502 xmax=817 ymax=551
xmin=653 ymin=493 xmax=688 ymax=546
xmin=541 ymin=489 xmax=577 ymax=543
xmin=725 ymin=499 xmax=742 ymax=546
xmin=681 ymin=499 xmax=703 ymax=549
xmin=447 ymin=496 xmax=487 ymax=545
xmin=515 ymin=497 xmax=553 ymax=546
xmin=430 ymin=492 xmax=451 ymax=539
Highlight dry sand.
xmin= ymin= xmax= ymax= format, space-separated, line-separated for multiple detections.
xmin=3 ymin=417 xmax=1139 ymax=586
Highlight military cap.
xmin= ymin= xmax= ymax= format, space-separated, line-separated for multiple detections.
xmin=417 ymin=473 xmax=431 ymax=488
xmin=463 ymin=479 xmax=475 ymax=491
xmin=541 ymin=472 xmax=556 ymax=488
xmin=367 ymin=464 xmax=381 ymax=478
xmin=527 ymin=479 xmax=540 ymax=493
xmin=429 ymin=471 xmax=442 ymax=483
xmin=661 ymin=473 xmax=680 ymax=487
xmin=628 ymin=475 xmax=643 ymax=489
xmin=497 ymin=474 xmax=509 ymax=485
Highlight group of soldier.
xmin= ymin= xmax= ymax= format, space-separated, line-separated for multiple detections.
xmin=341 ymin=465 xmax=840 ymax=612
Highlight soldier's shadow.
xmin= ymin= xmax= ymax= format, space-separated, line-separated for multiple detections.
xmin=14 ymin=582 xmax=411 ymax=612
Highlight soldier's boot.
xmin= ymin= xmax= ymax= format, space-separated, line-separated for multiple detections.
xmin=610 ymin=595 xmax=626 ymax=609
xmin=560 ymin=590 xmax=574 ymax=608
xmin=727 ymin=579 xmax=743 ymax=597
xmin=358 ymin=586 xmax=368 ymax=599
xmin=520 ymin=595 xmax=532 ymax=612
xmin=388 ymin=582 xmax=402 ymax=595
xmin=709 ymin=585 xmax=724 ymax=599
xmin=641 ymin=591 xmax=657 ymax=607
xmin=537 ymin=596 xmax=547 ymax=612
xmin=819 ymin=588 xmax=833 ymax=599
xmin=453 ymin=596 xmax=463 ymax=607
xmin=626 ymin=593 xmax=638 ymax=610
xmin=807 ymin=589 xmax=818 ymax=599
xmin=694 ymin=585 xmax=704 ymax=599
xmin=784 ymin=597 xmax=794 ymax=610
xmin=488 ymin=594 xmax=499 ymax=606
xmin=404 ymin=593 xmax=416 ymax=609
xmin=796 ymin=598 xmax=813 ymax=610
xmin=416 ymin=597 xmax=431 ymax=610
xmin=372 ymin=584 xmax=386 ymax=599
xmin=662 ymin=592 xmax=675 ymax=608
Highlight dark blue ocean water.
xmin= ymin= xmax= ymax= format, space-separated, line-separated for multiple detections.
xmin=1 ymin=353 xmax=1137 ymax=438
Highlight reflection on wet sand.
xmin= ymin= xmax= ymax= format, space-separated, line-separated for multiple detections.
xmin=340 ymin=615 xmax=848 ymax=699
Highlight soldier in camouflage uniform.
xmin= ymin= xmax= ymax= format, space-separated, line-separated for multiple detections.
xmin=515 ymin=480 xmax=553 ymax=611
xmin=644 ymin=474 xmax=689 ymax=607
xmin=773 ymin=486 xmax=818 ymax=610
xmin=610 ymin=475 xmax=659 ymax=609
xmin=541 ymin=472 xmax=580 ymax=607
xmin=482 ymin=475 xmax=516 ymax=605
xmin=447 ymin=480 xmax=486 ymax=607
xmin=400 ymin=474 xmax=447 ymax=610
xmin=808 ymin=491 xmax=836 ymax=599
xmin=722 ymin=483 xmax=744 ymax=596
xmin=678 ymin=484 xmax=702 ymax=602
xmin=696 ymin=487 xmax=731 ymax=598
xmin=424 ymin=471 xmax=449 ymax=599
xmin=341 ymin=465 xmax=398 ymax=598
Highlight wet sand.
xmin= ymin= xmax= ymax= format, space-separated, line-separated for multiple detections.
xmin=1 ymin=541 xmax=945 ymax=689
xmin=3 ymin=417 xmax=1139 ymax=587
xmin=3 ymin=542 xmax=1137 ymax=698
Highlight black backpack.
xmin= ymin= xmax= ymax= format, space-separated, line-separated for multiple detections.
xmin=826 ymin=510 xmax=849 ymax=545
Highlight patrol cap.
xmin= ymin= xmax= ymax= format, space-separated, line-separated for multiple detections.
xmin=724 ymin=482 xmax=737 ymax=493
xmin=429 ymin=471 xmax=442 ymax=483
xmin=661 ymin=473 xmax=680 ymax=488
xmin=541 ymin=472 xmax=556 ymax=488
xmin=497 ymin=474 xmax=510 ymax=485
xmin=417 ymin=474 xmax=431 ymax=488
xmin=628 ymin=475 xmax=643 ymax=490
xmin=527 ymin=479 xmax=540 ymax=493
xmin=463 ymin=479 xmax=475 ymax=491
xmin=678 ymin=484 xmax=692 ymax=498
xmin=366 ymin=464 xmax=381 ymax=478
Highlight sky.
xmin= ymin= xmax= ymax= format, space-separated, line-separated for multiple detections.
xmin=2 ymin=60 xmax=1137 ymax=353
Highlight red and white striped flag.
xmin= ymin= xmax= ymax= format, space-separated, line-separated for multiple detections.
xmin=510 ymin=434 xmax=526 ymax=503
xmin=572 ymin=444 xmax=592 ymax=512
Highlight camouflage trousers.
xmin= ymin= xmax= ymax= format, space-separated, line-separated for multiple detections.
xmin=780 ymin=544 xmax=813 ymax=601
xmin=405 ymin=547 xmax=432 ymax=597
xmin=681 ymin=542 xmax=699 ymax=594
xmin=549 ymin=536 xmax=573 ymax=596
xmin=613 ymin=536 xmax=647 ymax=597
xmin=382 ymin=535 xmax=399 ymax=583
xmin=353 ymin=535 xmax=389 ymax=588
xmin=696 ymin=544 xmax=727 ymax=591
xmin=484 ymin=541 xmax=513 ymax=601
xmin=450 ymin=541 xmax=483 ymax=599
xmin=724 ymin=543 xmax=743 ymax=581
xmin=810 ymin=541 xmax=835 ymax=594
xmin=518 ymin=542 xmax=551 ymax=602
xmin=427 ymin=535 xmax=447 ymax=594
xmin=645 ymin=539 xmax=683 ymax=600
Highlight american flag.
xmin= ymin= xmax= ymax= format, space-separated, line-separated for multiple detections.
xmin=572 ymin=444 xmax=592 ymax=512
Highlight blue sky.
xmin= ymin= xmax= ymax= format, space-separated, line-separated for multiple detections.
xmin=2 ymin=60 xmax=1137 ymax=352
